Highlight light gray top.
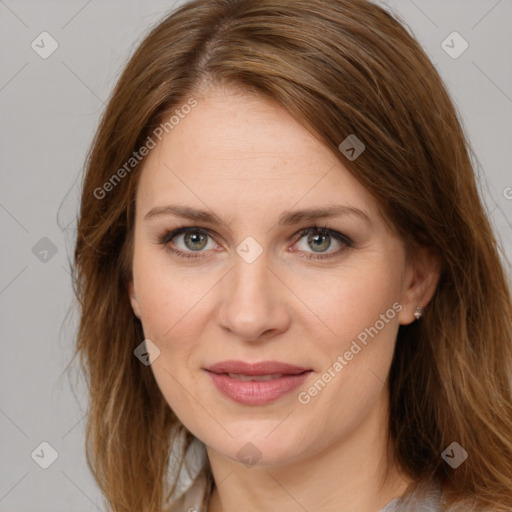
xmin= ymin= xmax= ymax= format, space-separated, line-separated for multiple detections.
xmin=379 ymin=479 xmax=444 ymax=511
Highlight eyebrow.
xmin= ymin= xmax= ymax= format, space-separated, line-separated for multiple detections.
xmin=143 ymin=204 xmax=371 ymax=226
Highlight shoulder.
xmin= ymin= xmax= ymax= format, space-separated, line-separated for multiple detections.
xmin=380 ymin=478 xmax=443 ymax=511
xmin=386 ymin=479 xmax=501 ymax=512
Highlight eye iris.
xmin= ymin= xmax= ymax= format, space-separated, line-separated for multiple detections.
xmin=308 ymin=231 xmax=331 ymax=252
xmin=184 ymin=231 xmax=207 ymax=251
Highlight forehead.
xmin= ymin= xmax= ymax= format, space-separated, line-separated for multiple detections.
xmin=135 ymin=88 xmax=379 ymax=221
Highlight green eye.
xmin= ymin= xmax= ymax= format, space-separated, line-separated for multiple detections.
xmin=160 ymin=227 xmax=215 ymax=258
xmin=294 ymin=225 xmax=354 ymax=259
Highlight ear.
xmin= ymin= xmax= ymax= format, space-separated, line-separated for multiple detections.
xmin=398 ymin=246 xmax=441 ymax=325
xmin=128 ymin=281 xmax=141 ymax=320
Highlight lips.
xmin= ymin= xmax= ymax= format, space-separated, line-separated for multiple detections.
xmin=204 ymin=360 xmax=313 ymax=405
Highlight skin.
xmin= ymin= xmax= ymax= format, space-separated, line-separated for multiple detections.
xmin=128 ymin=85 xmax=440 ymax=512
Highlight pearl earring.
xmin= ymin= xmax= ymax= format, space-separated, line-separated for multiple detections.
xmin=414 ymin=306 xmax=423 ymax=320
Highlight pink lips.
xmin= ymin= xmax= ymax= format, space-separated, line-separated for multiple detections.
xmin=204 ymin=360 xmax=312 ymax=405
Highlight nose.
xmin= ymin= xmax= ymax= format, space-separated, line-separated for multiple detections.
xmin=215 ymin=250 xmax=291 ymax=342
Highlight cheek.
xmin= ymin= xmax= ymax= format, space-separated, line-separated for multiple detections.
xmin=132 ymin=251 xmax=214 ymax=429
xmin=291 ymin=256 xmax=403 ymax=412
xmin=293 ymin=288 xmax=400 ymax=445
xmin=133 ymin=248 xmax=219 ymax=342
xmin=294 ymin=257 xmax=404 ymax=350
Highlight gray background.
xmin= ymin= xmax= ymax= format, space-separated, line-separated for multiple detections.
xmin=1 ymin=1 xmax=511 ymax=510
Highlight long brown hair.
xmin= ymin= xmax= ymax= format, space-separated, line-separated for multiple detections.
xmin=70 ymin=0 xmax=512 ymax=510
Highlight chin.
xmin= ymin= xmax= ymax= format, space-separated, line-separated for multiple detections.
xmin=202 ymin=423 xmax=312 ymax=468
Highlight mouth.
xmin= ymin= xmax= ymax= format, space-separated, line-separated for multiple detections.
xmin=203 ymin=360 xmax=313 ymax=405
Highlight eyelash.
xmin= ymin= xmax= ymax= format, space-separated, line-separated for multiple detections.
xmin=158 ymin=224 xmax=355 ymax=261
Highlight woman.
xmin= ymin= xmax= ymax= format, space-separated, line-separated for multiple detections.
xmin=71 ymin=0 xmax=512 ymax=510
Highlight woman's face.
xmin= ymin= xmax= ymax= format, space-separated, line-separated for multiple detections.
xmin=128 ymin=87 xmax=428 ymax=467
